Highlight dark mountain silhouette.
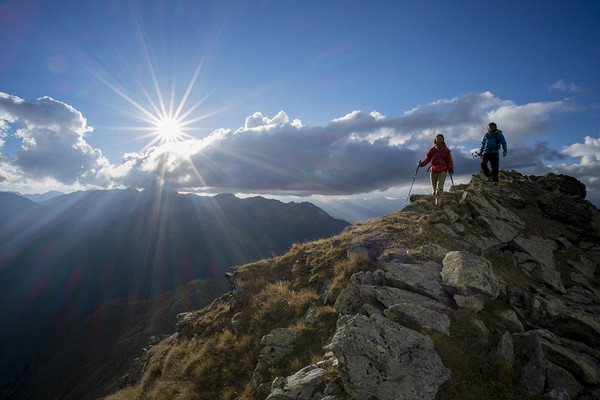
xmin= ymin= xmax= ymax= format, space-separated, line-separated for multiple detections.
xmin=0 ymin=188 xmax=350 ymax=400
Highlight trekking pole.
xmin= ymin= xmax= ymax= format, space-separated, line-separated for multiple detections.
xmin=404 ymin=162 xmax=420 ymax=208
xmin=449 ymin=172 xmax=460 ymax=204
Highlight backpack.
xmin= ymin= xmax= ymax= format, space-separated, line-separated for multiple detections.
xmin=487 ymin=130 xmax=502 ymax=151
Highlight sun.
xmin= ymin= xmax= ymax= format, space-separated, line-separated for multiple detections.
xmin=100 ymin=58 xmax=227 ymax=151
xmin=155 ymin=116 xmax=183 ymax=143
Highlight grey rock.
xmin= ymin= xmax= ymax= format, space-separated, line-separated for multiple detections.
xmin=494 ymin=309 xmax=525 ymax=333
xmin=441 ymin=251 xmax=502 ymax=307
xmin=434 ymin=222 xmax=459 ymax=237
xmin=512 ymin=235 xmax=566 ymax=293
xmin=454 ymin=294 xmax=485 ymax=311
xmin=417 ymin=243 xmax=449 ymax=261
xmin=460 ymin=234 xmax=502 ymax=253
xmin=260 ymin=328 xmax=297 ymax=363
xmin=372 ymin=286 xmax=451 ymax=312
xmin=517 ymin=331 xmax=547 ymax=396
xmin=252 ymin=328 xmax=298 ymax=388
xmin=476 ymin=215 xmax=520 ymax=244
xmin=381 ymin=261 xmax=448 ymax=303
xmin=334 ymin=272 xmax=382 ymax=315
xmin=266 ymin=366 xmax=328 ymax=400
xmin=176 ymin=312 xmax=200 ymax=333
xmin=545 ymin=388 xmax=570 ymax=400
xmin=525 ymin=293 xmax=600 ymax=349
xmin=331 ymin=314 xmax=450 ymax=400
xmin=384 ymin=302 xmax=451 ymax=334
xmin=462 ymin=189 xmax=524 ymax=227
xmin=497 ymin=331 xmax=514 ymax=365
xmin=540 ymin=340 xmax=600 ymax=384
xmin=546 ymin=361 xmax=584 ymax=400
xmin=568 ymin=256 xmax=596 ymax=278
xmin=555 ymin=237 xmax=573 ymax=248
xmin=472 ymin=318 xmax=490 ymax=342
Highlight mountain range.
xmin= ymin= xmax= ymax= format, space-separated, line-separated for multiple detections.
xmin=0 ymin=188 xmax=350 ymax=399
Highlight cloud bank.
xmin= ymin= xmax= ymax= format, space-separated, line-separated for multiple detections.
xmin=0 ymin=92 xmax=110 ymax=190
xmin=1 ymin=91 xmax=598 ymax=202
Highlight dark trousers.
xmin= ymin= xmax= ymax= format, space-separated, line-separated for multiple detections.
xmin=481 ymin=152 xmax=500 ymax=182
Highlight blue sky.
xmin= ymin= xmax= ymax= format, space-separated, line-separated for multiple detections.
xmin=1 ymin=0 xmax=599 ymax=211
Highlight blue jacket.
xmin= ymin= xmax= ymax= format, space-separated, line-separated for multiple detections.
xmin=480 ymin=129 xmax=507 ymax=155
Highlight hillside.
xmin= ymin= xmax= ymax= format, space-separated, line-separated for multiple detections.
xmin=0 ymin=189 xmax=349 ymax=400
xmin=105 ymin=170 xmax=600 ymax=400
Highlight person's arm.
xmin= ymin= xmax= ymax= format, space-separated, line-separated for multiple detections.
xmin=499 ymin=132 xmax=508 ymax=156
xmin=419 ymin=149 xmax=433 ymax=167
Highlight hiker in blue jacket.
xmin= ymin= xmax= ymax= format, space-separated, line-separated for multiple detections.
xmin=479 ymin=122 xmax=507 ymax=184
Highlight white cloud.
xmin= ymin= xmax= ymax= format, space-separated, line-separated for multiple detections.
xmin=548 ymin=135 xmax=600 ymax=204
xmin=549 ymin=79 xmax=584 ymax=93
xmin=0 ymin=92 xmax=110 ymax=186
xmin=561 ymin=135 xmax=600 ymax=165
xmin=0 ymin=91 xmax=585 ymax=197
xmin=244 ymin=110 xmax=290 ymax=129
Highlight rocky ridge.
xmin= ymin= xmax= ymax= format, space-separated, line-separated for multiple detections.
xmin=108 ymin=170 xmax=600 ymax=400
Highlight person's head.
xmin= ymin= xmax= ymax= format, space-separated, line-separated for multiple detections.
xmin=434 ymin=134 xmax=445 ymax=146
xmin=488 ymin=122 xmax=497 ymax=132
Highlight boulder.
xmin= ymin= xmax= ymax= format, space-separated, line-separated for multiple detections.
xmin=330 ymin=314 xmax=450 ymax=400
xmin=371 ymin=286 xmax=451 ymax=312
xmin=517 ymin=331 xmax=547 ymax=396
xmin=266 ymin=366 xmax=328 ymax=400
xmin=494 ymin=309 xmax=524 ymax=333
xmin=251 ymin=328 xmax=298 ymax=389
xmin=497 ymin=331 xmax=514 ymax=365
xmin=512 ymin=235 xmax=565 ymax=293
xmin=384 ymin=302 xmax=451 ymax=335
xmin=546 ymin=361 xmax=584 ymax=399
xmin=441 ymin=251 xmax=501 ymax=308
xmin=540 ymin=340 xmax=600 ymax=384
xmin=381 ymin=261 xmax=448 ymax=303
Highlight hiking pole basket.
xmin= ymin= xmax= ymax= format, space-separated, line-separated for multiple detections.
xmin=404 ymin=163 xmax=420 ymax=208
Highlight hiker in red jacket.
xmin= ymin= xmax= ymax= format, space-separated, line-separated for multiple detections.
xmin=418 ymin=134 xmax=454 ymax=206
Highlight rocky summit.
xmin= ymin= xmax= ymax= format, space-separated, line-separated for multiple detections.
xmin=106 ymin=170 xmax=600 ymax=400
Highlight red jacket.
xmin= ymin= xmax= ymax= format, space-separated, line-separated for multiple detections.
xmin=419 ymin=144 xmax=454 ymax=173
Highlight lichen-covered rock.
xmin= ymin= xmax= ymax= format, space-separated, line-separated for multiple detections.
xmin=381 ymin=261 xmax=448 ymax=303
xmin=384 ymin=302 xmax=451 ymax=334
xmin=330 ymin=313 xmax=450 ymax=400
xmin=334 ymin=272 xmax=384 ymax=315
xmin=512 ymin=235 xmax=566 ymax=293
xmin=266 ymin=366 xmax=328 ymax=400
xmin=494 ymin=309 xmax=524 ymax=333
xmin=540 ymin=341 xmax=600 ymax=384
xmin=418 ymin=243 xmax=449 ymax=261
xmin=251 ymin=328 xmax=298 ymax=389
xmin=371 ymin=286 xmax=451 ymax=312
xmin=441 ymin=251 xmax=501 ymax=308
